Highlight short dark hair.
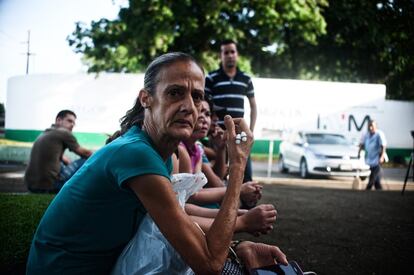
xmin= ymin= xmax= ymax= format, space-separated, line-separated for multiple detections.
xmin=368 ymin=119 xmax=376 ymax=125
xmin=56 ymin=110 xmax=76 ymax=120
xmin=220 ymin=39 xmax=237 ymax=49
xmin=204 ymin=93 xmax=214 ymax=114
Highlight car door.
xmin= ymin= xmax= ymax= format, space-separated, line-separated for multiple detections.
xmin=281 ymin=132 xmax=294 ymax=167
xmin=283 ymin=132 xmax=304 ymax=169
xmin=289 ymin=132 xmax=305 ymax=169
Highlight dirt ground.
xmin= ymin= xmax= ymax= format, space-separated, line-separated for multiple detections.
xmin=236 ymin=184 xmax=414 ymax=275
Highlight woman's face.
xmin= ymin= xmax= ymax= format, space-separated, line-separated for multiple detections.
xmin=147 ymin=60 xmax=205 ymax=141
xmin=192 ymin=100 xmax=211 ymax=140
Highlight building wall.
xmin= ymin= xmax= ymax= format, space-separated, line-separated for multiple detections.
xmin=6 ymin=74 xmax=414 ymax=160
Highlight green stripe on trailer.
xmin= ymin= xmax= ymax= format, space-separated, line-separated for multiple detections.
xmin=252 ymin=140 xmax=282 ymax=156
xmin=386 ymin=148 xmax=412 ymax=163
xmin=5 ymin=129 xmax=108 ymax=148
xmin=5 ymin=130 xmax=42 ymax=143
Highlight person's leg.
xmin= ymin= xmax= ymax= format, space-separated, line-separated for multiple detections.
xmin=54 ymin=158 xmax=87 ymax=190
xmin=243 ymin=155 xmax=253 ymax=183
xmin=374 ymin=165 xmax=383 ymax=190
xmin=366 ymin=166 xmax=376 ymax=190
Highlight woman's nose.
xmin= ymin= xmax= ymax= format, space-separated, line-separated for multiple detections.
xmin=180 ymin=95 xmax=196 ymax=113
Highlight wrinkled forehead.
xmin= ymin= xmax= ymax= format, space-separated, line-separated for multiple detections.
xmin=157 ymin=60 xmax=205 ymax=85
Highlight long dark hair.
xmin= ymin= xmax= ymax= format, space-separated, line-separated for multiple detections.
xmin=107 ymin=52 xmax=204 ymax=143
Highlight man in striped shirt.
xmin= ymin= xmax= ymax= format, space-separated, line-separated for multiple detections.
xmin=205 ymin=39 xmax=257 ymax=183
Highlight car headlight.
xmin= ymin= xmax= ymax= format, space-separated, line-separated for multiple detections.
xmin=308 ymin=150 xmax=325 ymax=159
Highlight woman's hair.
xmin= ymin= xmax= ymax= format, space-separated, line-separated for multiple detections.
xmin=204 ymin=93 xmax=214 ymax=114
xmin=107 ymin=52 xmax=204 ymax=143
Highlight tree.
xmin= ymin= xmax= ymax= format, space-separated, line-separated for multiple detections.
xmin=284 ymin=0 xmax=414 ymax=100
xmin=68 ymin=0 xmax=327 ymax=74
xmin=68 ymin=0 xmax=413 ymax=100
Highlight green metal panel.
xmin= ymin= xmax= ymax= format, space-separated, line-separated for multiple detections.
xmin=5 ymin=129 xmax=42 ymax=143
xmin=5 ymin=129 xmax=108 ymax=148
xmin=251 ymin=139 xmax=282 ymax=156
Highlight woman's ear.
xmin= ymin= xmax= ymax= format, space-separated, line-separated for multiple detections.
xmin=139 ymin=89 xmax=152 ymax=109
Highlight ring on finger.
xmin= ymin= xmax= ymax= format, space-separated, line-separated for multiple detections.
xmin=240 ymin=131 xmax=247 ymax=142
xmin=235 ymin=134 xmax=241 ymax=144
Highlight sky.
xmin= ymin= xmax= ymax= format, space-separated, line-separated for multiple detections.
xmin=0 ymin=0 xmax=128 ymax=105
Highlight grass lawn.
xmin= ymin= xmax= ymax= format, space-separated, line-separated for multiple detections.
xmin=0 ymin=193 xmax=54 ymax=274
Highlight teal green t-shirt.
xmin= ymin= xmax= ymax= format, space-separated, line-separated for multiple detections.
xmin=27 ymin=126 xmax=172 ymax=274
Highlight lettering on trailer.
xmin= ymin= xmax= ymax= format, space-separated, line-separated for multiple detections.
xmin=348 ymin=115 xmax=371 ymax=131
xmin=317 ymin=114 xmax=371 ymax=133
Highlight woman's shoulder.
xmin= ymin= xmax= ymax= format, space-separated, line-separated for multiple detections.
xmin=98 ymin=128 xmax=159 ymax=164
xmin=111 ymin=127 xmax=152 ymax=149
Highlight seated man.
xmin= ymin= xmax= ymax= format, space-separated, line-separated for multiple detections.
xmin=24 ymin=110 xmax=92 ymax=193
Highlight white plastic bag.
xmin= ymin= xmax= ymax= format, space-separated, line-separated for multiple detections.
xmin=111 ymin=172 xmax=207 ymax=275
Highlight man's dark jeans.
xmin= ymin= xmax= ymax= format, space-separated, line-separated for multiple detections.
xmin=366 ymin=165 xmax=382 ymax=190
xmin=243 ymin=155 xmax=253 ymax=183
xmin=54 ymin=158 xmax=87 ymax=190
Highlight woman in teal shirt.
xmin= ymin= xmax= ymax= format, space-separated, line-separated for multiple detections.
xmin=27 ymin=52 xmax=288 ymax=274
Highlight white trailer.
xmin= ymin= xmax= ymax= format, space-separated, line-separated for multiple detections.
xmin=5 ymin=74 xmax=414 ymax=160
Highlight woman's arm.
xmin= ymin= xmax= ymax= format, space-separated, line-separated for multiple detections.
xmin=178 ymin=143 xmax=192 ymax=173
xmin=202 ymin=162 xmax=226 ymax=188
xmin=185 ymin=203 xmax=246 ymax=218
xmin=172 ymin=152 xmax=179 ymax=174
xmin=129 ymin=174 xmax=229 ymax=274
xmin=187 ymin=186 xmax=226 ymax=204
xmin=194 ymin=153 xmax=202 ymax=173
xmin=187 ymin=181 xmax=262 ymax=206
xmin=129 ymin=116 xmax=253 ymax=274
xmin=187 ymin=204 xmax=277 ymax=235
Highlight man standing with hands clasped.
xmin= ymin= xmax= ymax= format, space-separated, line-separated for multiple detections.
xmin=205 ymin=39 xmax=257 ymax=185
xmin=358 ymin=119 xmax=387 ymax=190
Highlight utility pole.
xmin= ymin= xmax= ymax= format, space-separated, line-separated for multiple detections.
xmin=23 ymin=30 xmax=35 ymax=74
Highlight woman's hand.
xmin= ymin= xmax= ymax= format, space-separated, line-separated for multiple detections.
xmin=224 ymin=115 xmax=253 ymax=167
xmin=235 ymin=241 xmax=288 ymax=270
xmin=240 ymin=181 xmax=262 ymax=208
xmin=237 ymin=204 xmax=277 ymax=236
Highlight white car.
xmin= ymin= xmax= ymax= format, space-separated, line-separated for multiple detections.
xmin=279 ymin=131 xmax=371 ymax=179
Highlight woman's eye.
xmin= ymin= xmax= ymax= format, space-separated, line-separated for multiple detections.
xmin=192 ymin=92 xmax=203 ymax=103
xmin=168 ymin=89 xmax=181 ymax=97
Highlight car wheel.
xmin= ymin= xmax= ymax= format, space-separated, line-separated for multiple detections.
xmin=300 ymin=158 xmax=308 ymax=179
xmin=360 ymin=176 xmax=367 ymax=181
xmin=279 ymin=155 xmax=288 ymax=173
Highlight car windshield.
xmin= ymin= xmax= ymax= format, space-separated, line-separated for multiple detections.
xmin=305 ymin=133 xmax=350 ymax=145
